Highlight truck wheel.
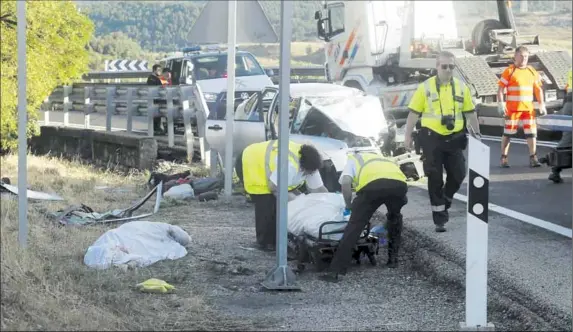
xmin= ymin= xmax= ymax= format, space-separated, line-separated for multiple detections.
xmin=471 ymin=19 xmax=505 ymax=54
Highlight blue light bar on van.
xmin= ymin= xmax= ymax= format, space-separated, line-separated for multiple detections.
xmin=182 ymin=45 xmax=202 ymax=53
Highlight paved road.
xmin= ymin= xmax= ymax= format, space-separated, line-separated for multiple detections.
xmin=40 ymin=110 xmax=571 ymax=230
xmin=460 ymin=138 xmax=572 ymax=229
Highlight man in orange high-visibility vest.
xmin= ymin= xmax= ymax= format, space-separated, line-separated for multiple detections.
xmin=498 ymin=46 xmax=547 ymax=168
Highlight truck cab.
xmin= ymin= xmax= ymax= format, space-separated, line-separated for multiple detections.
xmin=315 ymin=1 xmax=571 ymax=133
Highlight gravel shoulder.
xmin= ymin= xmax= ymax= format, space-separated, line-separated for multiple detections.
xmin=149 ymin=194 xmax=564 ymax=331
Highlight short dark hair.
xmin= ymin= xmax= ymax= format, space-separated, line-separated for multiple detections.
xmin=299 ymin=144 xmax=323 ymax=173
xmin=436 ymin=51 xmax=455 ymax=65
xmin=152 ymin=64 xmax=162 ymax=72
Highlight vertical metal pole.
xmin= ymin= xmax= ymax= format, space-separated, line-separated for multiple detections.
xmin=261 ymin=0 xmax=299 ymax=291
xmin=17 ymin=0 xmax=28 ymax=248
xmin=224 ymin=0 xmax=237 ymax=197
xmin=460 ymin=136 xmax=494 ymax=331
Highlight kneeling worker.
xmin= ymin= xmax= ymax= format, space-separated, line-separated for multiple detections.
xmin=320 ymin=151 xmax=408 ymax=283
xmin=236 ymin=140 xmax=329 ymax=251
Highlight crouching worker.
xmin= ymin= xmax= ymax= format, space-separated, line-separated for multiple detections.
xmin=235 ymin=140 xmax=329 ymax=252
xmin=319 ymin=151 xmax=408 ymax=283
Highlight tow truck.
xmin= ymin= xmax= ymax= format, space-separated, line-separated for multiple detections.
xmin=314 ymin=0 xmax=571 ymax=133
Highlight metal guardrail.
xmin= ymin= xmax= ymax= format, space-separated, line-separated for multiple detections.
xmin=41 ymin=84 xmax=215 ymax=168
xmin=82 ymin=66 xmax=326 ymax=81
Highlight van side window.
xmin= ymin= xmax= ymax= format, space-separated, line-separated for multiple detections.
xmin=328 ymin=3 xmax=345 ymax=38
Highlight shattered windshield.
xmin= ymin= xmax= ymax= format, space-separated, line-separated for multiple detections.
xmin=296 ymin=95 xmax=386 ymax=148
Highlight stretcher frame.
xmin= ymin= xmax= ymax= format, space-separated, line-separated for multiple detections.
xmin=288 ymin=220 xmax=383 ymax=273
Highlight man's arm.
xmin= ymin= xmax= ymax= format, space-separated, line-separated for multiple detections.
xmin=305 ymin=170 xmax=328 ymax=193
xmin=497 ymin=85 xmax=505 ymax=103
xmin=461 ymin=85 xmax=480 ymax=135
xmin=404 ymin=84 xmax=426 ymax=148
xmin=533 ymin=71 xmax=544 ymax=107
xmin=340 ymin=175 xmax=353 ymax=210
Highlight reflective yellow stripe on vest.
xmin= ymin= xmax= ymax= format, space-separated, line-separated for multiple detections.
xmin=349 ymin=153 xmax=406 ymax=192
xmin=421 ymin=77 xmax=466 ymax=135
xmin=242 ymin=140 xmax=302 ymax=195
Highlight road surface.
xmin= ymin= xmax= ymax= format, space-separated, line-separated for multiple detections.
xmin=40 ymin=110 xmax=571 ymax=231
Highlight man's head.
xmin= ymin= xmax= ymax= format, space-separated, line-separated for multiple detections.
xmin=162 ymin=68 xmax=171 ymax=79
xmin=436 ymin=51 xmax=456 ymax=83
xmin=514 ymin=46 xmax=529 ymax=68
xmin=298 ymin=144 xmax=323 ymax=175
xmin=152 ymin=64 xmax=162 ymax=76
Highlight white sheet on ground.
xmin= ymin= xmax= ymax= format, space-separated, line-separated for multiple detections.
xmin=287 ymin=193 xmax=347 ymax=241
xmin=84 ymin=221 xmax=191 ymax=270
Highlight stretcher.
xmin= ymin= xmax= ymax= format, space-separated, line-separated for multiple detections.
xmin=287 ymin=219 xmax=386 ymax=273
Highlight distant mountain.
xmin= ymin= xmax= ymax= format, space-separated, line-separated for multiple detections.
xmin=76 ymin=1 xmax=323 ymax=52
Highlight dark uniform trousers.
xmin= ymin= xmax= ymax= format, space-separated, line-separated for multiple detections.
xmin=329 ymin=179 xmax=408 ymax=274
xmin=552 ymin=93 xmax=572 ymax=175
xmin=420 ymin=128 xmax=467 ymax=226
xmin=235 ymin=149 xmax=277 ymax=247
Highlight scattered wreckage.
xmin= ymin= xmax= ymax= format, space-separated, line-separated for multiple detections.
xmin=206 ymin=83 xmax=423 ymax=191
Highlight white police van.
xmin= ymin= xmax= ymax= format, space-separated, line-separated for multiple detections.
xmin=159 ymin=45 xmax=275 ymax=113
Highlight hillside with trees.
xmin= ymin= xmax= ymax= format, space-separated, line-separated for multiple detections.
xmin=77 ymin=0 xmax=323 ymax=52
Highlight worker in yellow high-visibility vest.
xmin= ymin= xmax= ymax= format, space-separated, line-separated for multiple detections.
xmin=235 ymin=140 xmax=329 ymax=251
xmin=403 ymin=50 xmax=481 ymax=233
xmin=319 ymin=151 xmax=408 ymax=283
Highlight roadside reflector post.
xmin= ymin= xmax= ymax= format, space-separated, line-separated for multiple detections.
xmin=460 ymin=136 xmax=495 ymax=331
xmin=262 ymin=0 xmax=300 ymax=291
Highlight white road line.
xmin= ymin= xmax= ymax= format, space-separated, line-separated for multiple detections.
xmin=481 ymin=135 xmax=557 ymax=148
xmin=409 ymin=182 xmax=572 ymax=238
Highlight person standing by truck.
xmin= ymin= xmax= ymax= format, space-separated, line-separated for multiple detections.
xmin=147 ymin=64 xmax=165 ymax=134
xmin=498 ymin=46 xmax=547 ymax=168
xmin=404 ymin=51 xmax=481 ymax=233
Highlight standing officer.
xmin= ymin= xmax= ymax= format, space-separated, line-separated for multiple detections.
xmin=547 ymin=90 xmax=572 ymax=183
xmin=319 ymin=151 xmax=408 ymax=283
xmin=498 ymin=46 xmax=546 ymax=168
xmin=235 ymin=140 xmax=329 ymax=251
xmin=404 ymin=51 xmax=481 ymax=233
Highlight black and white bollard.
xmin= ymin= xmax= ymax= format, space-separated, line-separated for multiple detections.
xmin=460 ymin=136 xmax=495 ymax=331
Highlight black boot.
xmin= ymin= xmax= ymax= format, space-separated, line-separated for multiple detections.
xmin=549 ymin=168 xmax=563 ymax=183
xmin=386 ymin=213 xmax=403 ymax=268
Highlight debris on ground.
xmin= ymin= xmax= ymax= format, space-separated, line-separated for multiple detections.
xmin=150 ymin=168 xmax=223 ymax=202
xmin=83 ymin=220 xmax=191 ymax=270
xmin=0 ymin=178 xmax=63 ymax=201
xmin=51 ymin=183 xmax=163 ymax=226
xmin=136 ymin=278 xmax=175 ymax=294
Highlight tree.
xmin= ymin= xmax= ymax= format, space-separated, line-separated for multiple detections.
xmin=0 ymin=1 xmax=94 ymax=151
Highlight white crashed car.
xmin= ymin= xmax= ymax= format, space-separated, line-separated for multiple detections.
xmin=205 ymin=83 xmax=395 ymax=191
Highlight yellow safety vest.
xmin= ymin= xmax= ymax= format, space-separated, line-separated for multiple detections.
xmin=348 ymin=152 xmax=406 ymax=192
xmin=242 ymin=140 xmax=303 ymax=195
xmin=419 ymin=76 xmax=467 ymax=135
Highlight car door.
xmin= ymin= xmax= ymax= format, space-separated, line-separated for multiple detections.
xmin=205 ymin=91 xmax=267 ymax=159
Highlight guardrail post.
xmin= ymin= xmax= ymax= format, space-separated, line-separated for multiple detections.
xmin=105 ymin=86 xmax=116 ymax=132
xmin=166 ymin=87 xmax=175 ymax=147
xmin=42 ymin=95 xmax=51 ymax=125
xmin=63 ymin=85 xmax=72 ymax=126
xmin=180 ymin=87 xmax=195 ymax=163
xmin=146 ymin=87 xmax=158 ymax=137
xmin=192 ymin=84 xmax=215 ymax=175
xmin=84 ymin=86 xmax=93 ymax=129
xmin=126 ymin=88 xmax=134 ymax=133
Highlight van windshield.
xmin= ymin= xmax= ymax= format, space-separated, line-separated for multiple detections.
xmin=192 ymin=53 xmax=266 ymax=80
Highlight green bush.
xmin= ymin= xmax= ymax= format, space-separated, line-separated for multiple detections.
xmin=0 ymin=1 xmax=94 ymax=151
